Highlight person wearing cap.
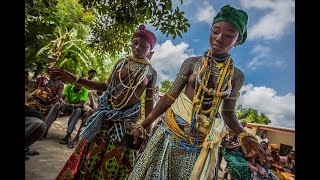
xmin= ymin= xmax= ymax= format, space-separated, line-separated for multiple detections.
xmin=67 ymin=69 xmax=100 ymax=148
xmin=128 ymin=5 xmax=269 ymax=179
xmin=52 ymin=24 xmax=158 ymax=179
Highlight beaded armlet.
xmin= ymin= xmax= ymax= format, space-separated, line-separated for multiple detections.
xmin=237 ymin=132 xmax=258 ymax=146
xmin=132 ymin=123 xmax=148 ymax=139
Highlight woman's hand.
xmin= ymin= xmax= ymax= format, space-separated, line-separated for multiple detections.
xmin=47 ymin=68 xmax=77 ymax=84
xmin=129 ymin=128 xmax=142 ymax=144
xmin=242 ymin=137 xmax=270 ymax=168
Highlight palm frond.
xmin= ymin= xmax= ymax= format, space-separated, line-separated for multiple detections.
xmin=36 ymin=43 xmax=52 ymax=57
xmin=57 ymin=58 xmax=70 ymax=68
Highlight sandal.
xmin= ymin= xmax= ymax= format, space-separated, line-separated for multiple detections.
xmin=67 ymin=140 xmax=77 ymax=149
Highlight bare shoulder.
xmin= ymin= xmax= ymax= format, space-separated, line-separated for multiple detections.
xmin=148 ymin=66 xmax=157 ymax=76
xmin=232 ymin=66 xmax=245 ymax=81
xmin=227 ymin=66 xmax=245 ymax=99
xmin=180 ymin=56 xmax=202 ymax=74
xmin=147 ymin=66 xmax=157 ymax=87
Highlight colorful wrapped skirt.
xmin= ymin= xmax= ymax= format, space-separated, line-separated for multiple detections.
xmin=56 ymin=120 xmax=137 ymax=180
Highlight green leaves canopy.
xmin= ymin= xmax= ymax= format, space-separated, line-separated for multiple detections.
xmin=236 ymin=105 xmax=271 ymax=125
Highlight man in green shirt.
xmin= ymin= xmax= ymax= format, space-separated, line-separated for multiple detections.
xmin=44 ymin=82 xmax=89 ymax=144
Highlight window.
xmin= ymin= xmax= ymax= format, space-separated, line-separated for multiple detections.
xmin=279 ymin=144 xmax=293 ymax=156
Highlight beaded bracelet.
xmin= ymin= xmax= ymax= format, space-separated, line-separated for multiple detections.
xmin=145 ymin=97 xmax=153 ymax=101
xmin=166 ymin=93 xmax=176 ymax=101
xmin=237 ymin=132 xmax=257 ymax=146
xmin=132 ymin=123 xmax=148 ymax=139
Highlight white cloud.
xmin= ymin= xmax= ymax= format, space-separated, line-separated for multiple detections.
xmin=151 ymin=40 xmax=195 ymax=86
xmin=238 ymin=84 xmax=295 ymax=128
xmin=247 ymin=45 xmax=287 ymax=70
xmin=247 ymin=45 xmax=270 ymax=70
xmin=240 ymin=0 xmax=295 ymax=40
xmin=195 ymin=1 xmax=216 ymax=25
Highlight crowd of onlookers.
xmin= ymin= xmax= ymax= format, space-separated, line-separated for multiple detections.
xmin=218 ymin=123 xmax=295 ymax=180
xmin=25 ymin=69 xmax=99 ymax=160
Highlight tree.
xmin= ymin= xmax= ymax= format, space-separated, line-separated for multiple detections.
xmin=236 ymin=105 xmax=271 ymax=125
xmin=160 ymin=80 xmax=173 ymax=94
xmin=25 ymin=0 xmax=191 ymax=80
xmin=78 ymin=0 xmax=190 ymax=56
xmin=25 ymin=0 xmax=95 ymax=75
xmin=36 ymin=27 xmax=117 ymax=81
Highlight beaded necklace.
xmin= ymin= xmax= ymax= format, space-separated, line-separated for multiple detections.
xmin=179 ymin=49 xmax=234 ymax=150
xmin=107 ymin=56 xmax=150 ymax=110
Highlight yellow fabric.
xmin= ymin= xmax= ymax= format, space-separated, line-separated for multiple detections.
xmin=190 ymin=116 xmax=226 ymax=179
xmin=190 ymin=54 xmax=232 ymax=179
xmin=270 ymin=144 xmax=279 ymax=150
xmin=162 ymin=107 xmax=206 ymax=147
xmin=171 ymin=92 xmax=210 ymax=134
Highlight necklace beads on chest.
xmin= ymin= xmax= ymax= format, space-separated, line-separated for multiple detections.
xmin=108 ymin=57 xmax=150 ymax=110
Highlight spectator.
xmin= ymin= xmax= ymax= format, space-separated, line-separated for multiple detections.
xmin=25 ymin=106 xmax=46 ymax=161
xmin=43 ymin=82 xmax=89 ymax=145
xmin=67 ymin=69 xmax=99 ymax=148
xmin=280 ymin=150 xmax=295 ymax=175
xmin=25 ymin=73 xmax=64 ymax=119
xmin=256 ymin=129 xmax=269 ymax=144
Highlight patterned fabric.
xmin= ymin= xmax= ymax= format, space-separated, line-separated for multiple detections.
xmin=56 ymin=140 xmax=88 ymax=180
xmin=223 ymin=149 xmax=251 ymax=180
xmin=25 ymin=79 xmax=64 ymax=118
xmin=80 ymin=90 xmax=141 ymax=143
xmin=56 ymin=120 xmax=137 ymax=180
xmin=25 ymin=98 xmax=51 ymax=119
xmin=129 ymin=92 xmax=226 ymax=179
xmin=128 ymin=125 xmax=200 ymax=180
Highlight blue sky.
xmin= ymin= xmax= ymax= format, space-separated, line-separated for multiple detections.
xmin=146 ymin=0 xmax=295 ymax=128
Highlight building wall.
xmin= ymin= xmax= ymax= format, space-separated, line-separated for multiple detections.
xmin=245 ymin=126 xmax=295 ymax=156
xmin=266 ymin=131 xmax=295 ymax=151
xmin=244 ymin=126 xmax=257 ymax=136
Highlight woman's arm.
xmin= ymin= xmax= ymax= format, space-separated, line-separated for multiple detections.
xmin=140 ymin=58 xmax=195 ymax=129
xmin=221 ymin=68 xmax=269 ymax=167
xmin=221 ymin=68 xmax=245 ymax=136
xmin=144 ymin=69 xmax=157 ymax=118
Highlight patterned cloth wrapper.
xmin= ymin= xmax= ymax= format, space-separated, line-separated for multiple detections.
xmin=57 ymin=120 xmax=138 ymax=180
xmin=128 ymin=93 xmax=226 ymax=179
xmin=80 ymin=89 xmax=141 ymax=143
xmin=223 ymin=149 xmax=251 ymax=180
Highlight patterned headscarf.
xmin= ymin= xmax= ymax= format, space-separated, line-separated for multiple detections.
xmin=132 ymin=25 xmax=157 ymax=50
xmin=212 ymin=5 xmax=248 ymax=45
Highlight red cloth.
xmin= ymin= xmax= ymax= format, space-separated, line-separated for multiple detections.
xmin=133 ymin=25 xmax=156 ymax=49
xmin=56 ymin=140 xmax=87 ymax=180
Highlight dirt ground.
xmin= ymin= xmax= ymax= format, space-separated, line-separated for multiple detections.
xmin=25 ymin=116 xmax=228 ymax=180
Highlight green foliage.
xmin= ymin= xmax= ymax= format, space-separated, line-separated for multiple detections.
xmin=36 ymin=27 xmax=117 ymax=81
xmin=78 ymin=0 xmax=190 ymax=56
xmin=25 ymin=0 xmax=191 ymax=81
xmin=25 ymin=0 xmax=95 ymax=75
xmin=236 ymin=105 xmax=271 ymax=125
xmin=160 ymin=80 xmax=173 ymax=93
xmin=54 ymin=0 xmax=95 ymax=39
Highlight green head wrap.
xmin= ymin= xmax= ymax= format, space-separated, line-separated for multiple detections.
xmin=212 ymin=5 xmax=248 ymax=45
